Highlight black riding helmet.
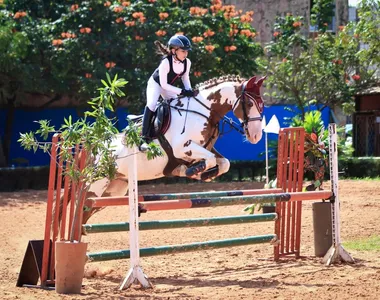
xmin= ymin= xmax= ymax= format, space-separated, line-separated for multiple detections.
xmin=168 ymin=35 xmax=192 ymax=51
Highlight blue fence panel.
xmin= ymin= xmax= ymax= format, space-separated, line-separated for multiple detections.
xmin=7 ymin=108 xmax=80 ymax=166
xmin=1 ymin=105 xmax=330 ymax=166
xmin=214 ymin=105 xmax=330 ymax=161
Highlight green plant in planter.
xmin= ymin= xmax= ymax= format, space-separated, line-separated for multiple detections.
xmin=291 ymin=110 xmax=353 ymax=190
xmin=243 ymin=178 xmax=277 ymax=214
xmin=18 ymin=74 xmax=161 ymax=242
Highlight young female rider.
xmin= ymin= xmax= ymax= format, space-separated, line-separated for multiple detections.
xmin=140 ymin=34 xmax=195 ymax=151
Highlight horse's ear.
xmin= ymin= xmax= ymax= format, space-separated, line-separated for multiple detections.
xmin=256 ymin=76 xmax=267 ymax=87
xmin=246 ymin=76 xmax=257 ymax=89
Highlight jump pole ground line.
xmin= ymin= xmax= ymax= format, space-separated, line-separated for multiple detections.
xmin=82 ymin=213 xmax=277 ymax=234
xmin=87 ymin=234 xmax=277 ymax=262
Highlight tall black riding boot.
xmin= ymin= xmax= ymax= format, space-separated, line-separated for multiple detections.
xmin=139 ymin=106 xmax=155 ymax=152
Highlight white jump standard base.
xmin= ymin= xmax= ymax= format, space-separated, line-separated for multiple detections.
xmin=119 ymin=148 xmax=153 ymax=290
xmin=323 ymin=124 xmax=354 ymax=266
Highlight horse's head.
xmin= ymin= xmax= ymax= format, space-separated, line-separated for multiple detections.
xmin=232 ymin=76 xmax=266 ymax=144
xmin=197 ymin=75 xmax=265 ymax=144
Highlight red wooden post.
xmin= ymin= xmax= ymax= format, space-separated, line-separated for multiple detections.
xmin=41 ymin=134 xmax=59 ymax=286
xmin=274 ymin=127 xmax=305 ymax=260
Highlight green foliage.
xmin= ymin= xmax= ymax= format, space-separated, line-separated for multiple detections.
xmin=17 ymin=74 xmax=160 ymax=240
xmin=123 ymin=121 xmax=162 ymax=160
xmin=267 ymin=14 xmax=308 ymax=57
xmin=310 ymin=0 xmax=335 ymax=32
xmin=290 ymin=110 xmax=353 ymax=159
xmin=262 ymin=1 xmax=379 ymax=117
xmin=262 ymin=14 xmax=313 ymax=116
xmin=292 ymin=110 xmax=325 ymax=137
xmin=1 ymin=0 xmax=262 ymax=112
xmin=340 ymin=157 xmax=380 ymax=178
xmin=18 ymin=74 xmax=125 ymax=183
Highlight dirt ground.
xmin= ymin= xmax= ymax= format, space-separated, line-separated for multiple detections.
xmin=1 ymin=180 xmax=380 ymax=300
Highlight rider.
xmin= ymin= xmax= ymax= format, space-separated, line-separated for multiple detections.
xmin=140 ymin=34 xmax=195 ymax=152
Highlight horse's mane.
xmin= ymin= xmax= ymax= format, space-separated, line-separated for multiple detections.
xmin=195 ymin=75 xmax=246 ymax=91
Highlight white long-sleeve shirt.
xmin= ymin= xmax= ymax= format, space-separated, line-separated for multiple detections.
xmin=157 ymin=57 xmax=192 ymax=95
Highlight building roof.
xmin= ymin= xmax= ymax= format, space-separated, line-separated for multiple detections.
xmin=356 ymin=86 xmax=380 ymax=96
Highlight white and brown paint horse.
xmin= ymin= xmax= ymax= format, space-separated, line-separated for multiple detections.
xmin=82 ymin=75 xmax=266 ymax=223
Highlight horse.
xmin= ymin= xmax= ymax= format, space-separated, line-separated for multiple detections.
xmin=75 ymin=75 xmax=266 ymax=224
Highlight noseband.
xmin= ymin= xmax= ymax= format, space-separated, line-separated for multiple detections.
xmin=232 ymin=81 xmax=264 ymax=137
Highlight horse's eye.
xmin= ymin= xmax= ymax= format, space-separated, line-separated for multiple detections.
xmin=247 ymin=101 xmax=254 ymax=107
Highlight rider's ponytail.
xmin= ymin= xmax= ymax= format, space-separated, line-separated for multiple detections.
xmin=154 ymin=40 xmax=171 ymax=56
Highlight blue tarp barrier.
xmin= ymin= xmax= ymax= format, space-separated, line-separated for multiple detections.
xmin=0 ymin=105 xmax=330 ymax=166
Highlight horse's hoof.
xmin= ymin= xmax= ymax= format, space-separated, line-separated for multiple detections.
xmin=138 ymin=204 xmax=147 ymax=216
xmin=200 ymin=166 xmax=219 ymax=181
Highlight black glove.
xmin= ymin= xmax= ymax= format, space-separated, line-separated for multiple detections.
xmin=180 ymin=89 xmax=195 ymax=97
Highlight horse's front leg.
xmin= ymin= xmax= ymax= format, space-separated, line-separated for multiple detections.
xmin=172 ymin=155 xmax=230 ymax=181
xmin=173 ymin=140 xmax=217 ymax=178
xmin=200 ymin=157 xmax=231 ymax=182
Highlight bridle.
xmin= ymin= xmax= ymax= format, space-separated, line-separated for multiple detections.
xmin=232 ymin=81 xmax=264 ymax=137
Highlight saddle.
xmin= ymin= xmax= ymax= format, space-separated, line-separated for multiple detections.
xmin=128 ymin=102 xmax=171 ymax=138
xmin=127 ymin=100 xmax=217 ymax=180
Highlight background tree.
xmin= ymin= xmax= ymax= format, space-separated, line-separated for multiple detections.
xmin=261 ymin=0 xmax=379 ymax=119
xmin=0 ymin=0 xmax=262 ymax=106
xmin=310 ymin=0 xmax=335 ymax=32
xmin=261 ymin=14 xmax=311 ymax=118
xmin=0 ymin=0 xmax=263 ymax=166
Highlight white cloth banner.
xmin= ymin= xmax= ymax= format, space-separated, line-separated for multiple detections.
xmin=264 ymin=115 xmax=280 ymax=134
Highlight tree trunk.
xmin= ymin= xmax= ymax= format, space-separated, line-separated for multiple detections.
xmin=2 ymin=94 xmax=16 ymax=167
xmin=0 ymin=139 xmax=6 ymax=167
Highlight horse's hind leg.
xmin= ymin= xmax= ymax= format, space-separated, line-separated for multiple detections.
xmin=82 ymin=177 xmax=129 ymax=225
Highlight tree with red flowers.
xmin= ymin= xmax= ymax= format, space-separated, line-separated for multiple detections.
xmin=0 ymin=0 xmax=262 ymax=107
xmin=0 ymin=0 xmax=263 ymax=166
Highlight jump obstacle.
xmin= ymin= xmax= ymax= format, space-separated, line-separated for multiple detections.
xmin=16 ymin=124 xmax=354 ymax=290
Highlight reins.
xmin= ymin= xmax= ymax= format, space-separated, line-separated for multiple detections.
xmin=168 ymin=96 xmax=244 ymax=136
xmin=165 ymin=83 xmax=263 ymax=138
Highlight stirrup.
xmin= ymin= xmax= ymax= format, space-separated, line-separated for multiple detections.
xmin=139 ymin=137 xmax=152 ymax=152
xmin=139 ymin=142 xmax=149 ymax=152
